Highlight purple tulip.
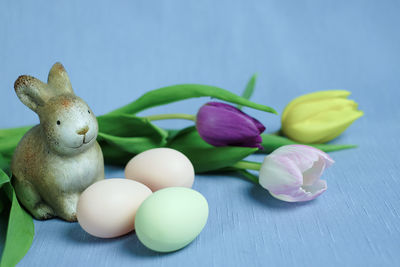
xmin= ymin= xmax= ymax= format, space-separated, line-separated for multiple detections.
xmin=196 ymin=102 xmax=266 ymax=149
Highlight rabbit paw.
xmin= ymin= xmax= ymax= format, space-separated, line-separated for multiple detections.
xmin=32 ymin=203 xmax=55 ymax=220
xmin=61 ymin=212 xmax=77 ymax=222
xmin=57 ymin=209 xmax=78 ymax=222
xmin=56 ymin=194 xmax=79 ymax=222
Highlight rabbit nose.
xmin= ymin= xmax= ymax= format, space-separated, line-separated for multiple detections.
xmin=77 ymin=126 xmax=89 ymax=135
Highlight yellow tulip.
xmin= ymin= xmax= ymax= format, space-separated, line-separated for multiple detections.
xmin=281 ymin=90 xmax=363 ymax=143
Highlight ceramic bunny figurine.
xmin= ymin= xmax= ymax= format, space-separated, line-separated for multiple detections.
xmin=11 ymin=62 xmax=104 ymax=221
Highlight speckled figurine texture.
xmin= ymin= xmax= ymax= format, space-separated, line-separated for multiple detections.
xmin=11 ymin=62 xmax=104 ymax=222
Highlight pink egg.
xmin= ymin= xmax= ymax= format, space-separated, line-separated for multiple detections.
xmin=125 ymin=148 xmax=195 ymax=191
xmin=77 ymin=178 xmax=152 ymax=238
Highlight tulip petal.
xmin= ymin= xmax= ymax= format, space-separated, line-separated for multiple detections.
xmin=281 ymin=90 xmax=363 ymax=144
xmin=259 ymin=155 xmax=303 ymax=195
xmin=196 ymin=102 xmax=265 ymax=148
xmin=302 ymin=179 xmax=327 ymax=195
xmin=259 ymin=145 xmax=333 ymax=202
xmin=267 ymin=144 xmax=333 ymax=171
xmin=315 ymin=110 xmax=364 ymax=143
xmin=206 ymin=102 xmax=266 ymax=134
xmin=231 ymin=135 xmax=264 ymax=149
xmin=290 ymin=145 xmax=334 ymax=166
xmin=288 ymin=109 xmax=364 ymax=143
xmin=283 ymin=98 xmax=358 ymax=126
xmin=270 ymin=179 xmax=327 ymax=202
xmin=198 ymin=105 xmax=259 ymax=139
xmin=282 ymin=90 xmax=351 ymax=123
xmin=302 ymin=157 xmax=325 ymax=186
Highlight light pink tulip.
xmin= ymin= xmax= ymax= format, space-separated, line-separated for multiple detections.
xmin=259 ymin=145 xmax=334 ymax=202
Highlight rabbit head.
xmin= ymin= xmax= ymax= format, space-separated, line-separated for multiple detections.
xmin=14 ymin=63 xmax=98 ymax=156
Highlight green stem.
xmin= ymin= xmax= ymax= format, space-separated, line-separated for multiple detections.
xmin=232 ymin=160 xmax=262 ymax=171
xmin=143 ymin=113 xmax=196 ymax=122
xmin=236 ymin=169 xmax=259 ymax=184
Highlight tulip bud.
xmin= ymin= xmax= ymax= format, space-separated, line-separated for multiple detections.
xmin=259 ymin=145 xmax=334 ymax=202
xmin=196 ymin=102 xmax=266 ymax=149
xmin=281 ymin=90 xmax=363 ymax=143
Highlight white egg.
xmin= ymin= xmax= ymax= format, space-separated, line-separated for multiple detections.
xmin=77 ymin=178 xmax=152 ymax=238
xmin=125 ymin=148 xmax=195 ymax=192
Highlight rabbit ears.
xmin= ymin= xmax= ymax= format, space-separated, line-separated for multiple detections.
xmin=14 ymin=63 xmax=75 ymax=113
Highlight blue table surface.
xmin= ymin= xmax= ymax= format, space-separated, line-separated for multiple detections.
xmin=1 ymin=1 xmax=400 ymax=266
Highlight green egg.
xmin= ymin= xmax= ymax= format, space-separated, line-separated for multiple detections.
xmin=134 ymin=187 xmax=209 ymax=252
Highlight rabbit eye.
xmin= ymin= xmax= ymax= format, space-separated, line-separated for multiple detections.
xmin=57 ymin=120 xmax=61 ymax=125
xmin=88 ymin=110 xmax=91 ymax=114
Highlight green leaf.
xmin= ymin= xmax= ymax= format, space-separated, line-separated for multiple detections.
xmin=0 ymin=126 xmax=31 ymax=166
xmin=0 ymin=126 xmax=31 ymax=141
xmin=98 ymin=142 xmax=135 ymax=166
xmin=260 ymin=134 xmax=357 ymax=153
xmin=0 ymin=154 xmax=11 ymax=178
xmin=98 ymin=114 xmax=168 ymax=140
xmin=168 ymin=126 xmax=258 ymax=173
xmin=98 ymin=133 xmax=164 ymax=155
xmin=165 ymin=129 xmax=181 ymax=143
xmin=237 ymin=74 xmax=257 ymax=109
xmin=0 ymin=168 xmax=8 ymax=188
xmin=107 ymin=84 xmax=277 ymax=115
xmin=311 ymin=143 xmax=357 ymax=152
xmin=97 ymin=114 xmax=169 ymax=165
xmin=0 ymin=169 xmax=34 ymax=267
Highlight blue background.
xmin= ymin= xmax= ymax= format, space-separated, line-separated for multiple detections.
xmin=1 ymin=0 xmax=400 ymax=266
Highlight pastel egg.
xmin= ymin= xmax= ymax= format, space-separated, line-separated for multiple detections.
xmin=125 ymin=148 xmax=195 ymax=191
xmin=134 ymin=187 xmax=208 ymax=252
xmin=77 ymin=178 xmax=152 ymax=238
